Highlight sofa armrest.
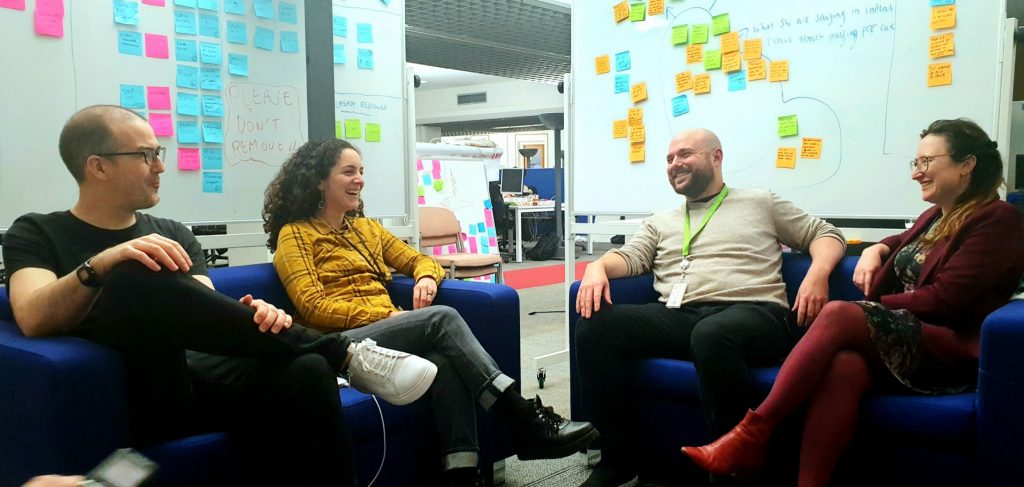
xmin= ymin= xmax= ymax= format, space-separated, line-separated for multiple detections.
xmin=977 ymin=299 xmax=1024 ymax=484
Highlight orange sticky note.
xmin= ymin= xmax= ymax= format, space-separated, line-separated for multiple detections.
xmin=648 ymin=0 xmax=664 ymax=16
xmin=722 ymin=51 xmax=741 ymax=72
xmin=613 ymin=1 xmax=629 ymax=22
xmin=613 ymin=119 xmax=628 ymax=139
xmin=720 ymin=32 xmax=739 ymax=53
xmin=927 ymin=62 xmax=952 ymax=87
xmin=742 ymin=38 xmax=762 ymax=60
xmin=931 ymin=5 xmax=956 ymax=30
xmin=801 ymin=138 xmax=822 ymax=159
xmin=627 ymin=107 xmax=644 ymax=128
xmin=595 ymin=55 xmax=611 ymax=74
xmin=686 ymin=44 xmax=703 ymax=64
xmin=776 ymin=147 xmax=797 ymax=169
xmin=629 ymin=126 xmax=645 ymax=143
xmin=769 ymin=60 xmax=789 ymax=82
xmin=693 ymin=73 xmax=711 ymax=94
xmin=747 ymin=58 xmax=767 ymax=80
xmin=929 ymin=32 xmax=954 ymax=59
xmin=675 ymin=71 xmax=693 ymax=92
xmin=631 ymin=82 xmax=648 ymax=103
xmin=629 ymin=142 xmax=646 ymax=162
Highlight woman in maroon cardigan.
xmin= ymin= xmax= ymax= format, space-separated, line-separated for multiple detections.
xmin=681 ymin=119 xmax=1024 ymax=487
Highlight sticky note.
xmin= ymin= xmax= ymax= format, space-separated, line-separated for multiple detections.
xmin=177 ymin=121 xmax=200 ymax=143
xmin=113 ymin=0 xmax=140 ymax=25
xmin=147 ymin=86 xmax=171 ymax=110
xmin=627 ymin=107 xmax=643 ymax=128
xmin=118 ymin=31 xmax=143 ymax=56
xmin=930 ymin=0 xmax=955 ymax=5
xmin=177 ymin=92 xmax=200 ymax=116
xmin=228 ymin=53 xmax=248 ymax=76
xmin=281 ymin=31 xmax=299 ymax=53
xmin=703 ymin=49 xmax=722 ymax=70
xmin=366 ymin=123 xmax=382 ymax=142
xmin=723 ymin=51 xmax=741 ymax=72
xmin=335 ymin=121 xmax=343 ymax=138
xmin=345 ymin=119 xmax=362 ymax=139
xmin=672 ymin=94 xmax=689 ymax=117
xmin=433 ymin=180 xmax=444 ymax=192
xmin=279 ymin=2 xmax=297 ymax=24
xmin=648 ymin=0 xmax=664 ymax=15
xmin=801 ymin=138 xmax=822 ymax=159
xmin=693 ymin=73 xmax=711 ymax=94
xmin=174 ymin=11 xmax=196 ymax=34
xmin=630 ymin=82 xmax=648 ymax=103
xmin=145 ymin=33 xmax=169 ymax=58
xmin=34 ymin=0 xmax=63 ymax=37
xmin=776 ymin=147 xmax=797 ymax=169
xmin=686 ymin=44 xmax=703 ymax=64
xmin=224 ymin=0 xmax=244 ymax=15
xmin=629 ymin=2 xmax=645 ymax=22
xmin=595 ymin=55 xmax=611 ymax=74
xmin=691 ymin=24 xmax=709 ymax=44
xmin=333 ymin=44 xmax=346 ymax=64
xmin=615 ymin=51 xmax=631 ymax=71
xmin=203 ymin=171 xmax=223 ymax=193
xmin=357 ymin=49 xmax=374 ymax=69
xmin=333 ymin=16 xmax=347 ymax=37
xmin=200 ymin=66 xmax=222 ymax=89
xmin=778 ymin=115 xmax=798 ymax=137
xmin=629 ymin=126 xmax=645 ymax=143
xmin=614 ymin=74 xmax=629 ymax=93
xmin=613 ymin=1 xmax=628 ymax=22
xmin=197 ymin=0 xmax=216 ymax=10
xmin=629 ymin=143 xmax=645 ymax=163
xmin=769 ymin=60 xmax=789 ymax=82
xmin=149 ymin=113 xmax=174 ymax=136
xmin=202 ymin=148 xmax=223 ymax=169
xmin=199 ymin=41 xmax=221 ymax=64
xmin=711 ymin=13 xmax=730 ymax=35
xmin=201 ymin=95 xmax=224 ymax=117
xmin=931 ymin=5 xmax=956 ymax=30
xmin=743 ymin=38 xmax=762 ymax=60
xmin=1 ymin=0 xmax=25 ymax=8
xmin=357 ymin=23 xmax=373 ymax=43
xmin=672 ymin=25 xmax=689 ymax=45
xmin=254 ymin=27 xmax=274 ymax=50
xmin=675 ymin=71 xmax=693 ymax=92
xmin=929 ymin=32 xmax=954 ymax=59
xmin=201 ymin=121 xmax=223 ymax=143
xmin=927 ymin=62 xmax=952 ymax=87
xmin=174 ymin=0 xmax=195 ymax=6
xmin=748 ymin=58 xmax=767 ymax=80
xmin=141 ymin=0 xmax=164 ymax=5
xmin=720 ymin=32 xmax=739 ymax=53
xmin=198 ymin=13 xmax=219 ymax=38
xmin=120 ymin=84 xmax=146 ymax=108
xmin=176 ymin=65 xmax=198 ymax=89
xmin=178 ymin=148 xmax=201 ymax=170
xmin=728 ymin=71 xmax=747 ymax=91
xmin=612 ymin=119 xmax=627 ymax=138
xmin=253 ymin=0 xmax=273 ymax=18
xmin=175 ymin=39 xmax=198 ymax=61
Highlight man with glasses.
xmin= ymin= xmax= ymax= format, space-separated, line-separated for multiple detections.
xmin=1 ymin=105 xmax=437 ymax=485
xmin=575 ymin=128 xmax=846 ymax=486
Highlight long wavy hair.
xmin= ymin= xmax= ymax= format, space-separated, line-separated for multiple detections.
xmin=919 ymin=118 xmax=1003 ymax=245
xmin=263 ymin=138 xmax=363 ymax=251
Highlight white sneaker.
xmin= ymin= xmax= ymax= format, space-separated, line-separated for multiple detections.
xmin=345 ymin=338 xmax=437 ymax=405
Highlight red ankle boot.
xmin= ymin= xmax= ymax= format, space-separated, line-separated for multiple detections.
xmin=681 ymin=409 xmax=773 ymax=476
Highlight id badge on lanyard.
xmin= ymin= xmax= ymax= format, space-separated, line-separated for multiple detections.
xmin=666 ymin=186 xmax=727 ymax=308
xmin=666 ymin=258 xmax=689 ymax=308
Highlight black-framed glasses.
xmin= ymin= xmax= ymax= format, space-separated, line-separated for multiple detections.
xmin=909 ymin=153 xmax=948 ymax=173
xmin=95 ymin=146 xmax=166 ymax=166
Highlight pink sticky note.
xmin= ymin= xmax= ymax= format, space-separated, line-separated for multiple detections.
xmin=141 ymin=0 xmax=165 ymax=5
xmin=483 ymin=210 xmax=494 ymax=227
xmin=178 ymin=148 xmax=201 ymax=170
xmin=468 ymin=238 xmax=478 ymax=253
xmin=144 ymin=33 xmax=169 ymax=59
xmin=417 ymin=196 xmax=425 ymax=205
xmin=146 ymin=86 xmax=171 ymax=110
xmin=447 ymin=245 xmax=457 ymax=254
xmin=431 ymin=247 xmax=441 ymax=256
xmin=431 ymin=160 xmax=441 ymax=179
xmin=488 ymin=237 xmax=497 ymax=247
xmin=0 ymin=0 xmax=26 ymax=10
xmin=416 ymin=159 xmax=424 ymax=171
xmin=149 ymin=113 xmax=174 ymax=137
xmin=34 ymin=0 xmax=64 ymax=37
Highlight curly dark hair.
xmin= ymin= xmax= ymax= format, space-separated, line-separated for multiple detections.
xmin=263 ymin=138 xmax=362 ymax=251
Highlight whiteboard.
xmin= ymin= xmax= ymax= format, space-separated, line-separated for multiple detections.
xmin=332 ymin=0 xmax=408 ymax=218
xmin=571 ymin=0 xmax=1009 ymax=218
xmin=0 ymin=0 xmax=308 ymax=227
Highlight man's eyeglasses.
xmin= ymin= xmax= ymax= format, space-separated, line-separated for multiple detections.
xmin=95 ymin=146 xmax=166 ymax=166
xmin=908 ymin=153 xmax=948 ymax=173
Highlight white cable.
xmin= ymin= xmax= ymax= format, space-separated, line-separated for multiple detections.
xmin=365 ymin=395 xmax=387 ymax=487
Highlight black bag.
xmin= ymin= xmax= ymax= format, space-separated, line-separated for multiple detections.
xmin=526 ymin=233 xmax=560 ymax=261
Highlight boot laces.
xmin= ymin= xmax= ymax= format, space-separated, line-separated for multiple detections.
xmin=529 ymin=396 xmax=564 ymax=432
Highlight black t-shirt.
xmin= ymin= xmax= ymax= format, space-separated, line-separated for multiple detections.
xmin=3 ymin=211 xmax=208 ymax=287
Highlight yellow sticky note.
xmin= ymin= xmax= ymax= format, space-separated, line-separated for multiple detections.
xmin=801 ymin=138 xmax=822 ymax=159
xmin=675 ymin=71 xmax=693 ymax=92
xmin=927 ymin=62 xmax=952 ymax=87
xmin=691 ymin=24 xmax=709 ymax=44
xmin=627 ymin=107 xmax=643 ymax=128
xmin=672 ymin=24 xmax=689 ymax=45
xmin=613 ymin=1 xmax=629 ymax=22
xmin=693 ymin=73 xmax=711 ymax=94
xmin=345 ymin=119 xmax=362 ymax=139
xmin=629 ymin=142 xmax=645 ymax=163
xmin=630 ymin=82 xmax=648 ymax=103
xmin=711 ymin=13 xmax=730 ymax=35
xmin=769 ymin=60 xmax=789 ymax=82
xmin=748 ymin=58 xmax=767 ymax=80
xmin=776 ymin=147 xmax=797 ymax=169
xmin=613 ymin=119 xmax=628 ymax=139
xmin=929 ymin=33 xmax=954 ymax=59
xmin=720 ymin=32 xmax=739 ymax=53
xmin=931 ymin=5 xmax=956 ymax=30
xmin=629 ymin=126 xmax=645 ymax=143
xmin=742 ymin=38 xmax=762 ymax=60
xmin=365 ymin=123 xmax=381 ymax=142
xmin=596 ymin=55 xmax=611 ymax=74
xmin=648 ymin=0 xmax=664 ymax=16
xmin=335 ymin=121 xmax=343 ymax=138
xmin=722 ymin=51 xmax=741 ymax=73
xmin=686 ymin=44 xmax=703 ymax=64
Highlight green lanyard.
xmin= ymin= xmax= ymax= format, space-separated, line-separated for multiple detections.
xmin=682 ymin=185 xmax=729 ymax=257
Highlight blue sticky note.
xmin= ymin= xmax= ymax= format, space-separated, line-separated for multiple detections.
xmin=253 ymin=0 xmax=273 ymax=18
xmin=200 ymin=67 xmax=222 ymax=90
xmin=224 ymin=0 xmax=244 ymax=14
xmin=671 ymin=94 xmax=690 ymax=117
xmin=113 ymin=0 xmax=140 ymax=25
xmin=421 ymin=174 xmax=430 ymax=185
xmin=381 ymin=0 xmax=390 ymax=4
xmin=614 ymin=74 xmax=629 ymax=93
xmin=333 ymin=16 xmax=347 ymax=37
xmin=227 ymin=53 xmax=248 ymax=76
xmin=174 ymin=0 xmax=197 ymax=7
xmin=254 ymin=27 xmax=274 ymax=50
xmin=197 ymin=0 xmax=218 ymax=10
xmin=118 ymin=31 xmax=143 ymax=56
xmin=199 ymin=41 xmax=222 ymax=64
xmin=357 ymin=49 xmax=373 ymax=69
xmin=476 ymin=222 xmax=485 ymax=233
xmin=279 ymin=2 xmax=297 ymax=24
xmin=280 ymin=31 xmax=299 ymax=53
xmin=177 ymin=92 xmax=200 ymax=116
xmin=203 ymin=171 xmax=223 ymax=193
xmin=468 ymin=226 xmax=477 ymax=236
xmin=176 ymin=65 xmax=199 ymax=89
xmin=930 ymin=0 xmax=955 ymax=5
xmin=120 ymin=84 xmax=145 ymax=109
xmin=202 ymin=121 xmax=224 ymax=143
xmin=174 ymin=11 xmax=196 ymax=34
xmin=198 ymin=14 xmax=220 ymax=38
xmin=727 ymin=70 xmax=747 ymax=92
xmin=202 ymin=148 xmax=223 ymax=169
xmin=483 ymin=199 xmax=493 ymax=209
xmin=333 ymin=44 xmax=345 ymax=64
xmin=175 ymin=39 xmax=198 ymax=61
xmin=357 ymin=23 xmax=373 ymax=43
xmin=226 ymin=21 xmax=246 ymax=44
xmin=201 ymin=95 xmax=224 ymax=117
xmin=487 ymin=227 xmax=496 ymax=237
xmin=615 ymin=51 xmax=631 ymax=71
xmin=177 ymin=121 xmax=201 ymax=143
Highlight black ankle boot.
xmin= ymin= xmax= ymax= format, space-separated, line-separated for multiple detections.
xmin=444 ymin=467 xmax=480 ymax=487
xmin=493 ymin=389 xmax=600 ymax=460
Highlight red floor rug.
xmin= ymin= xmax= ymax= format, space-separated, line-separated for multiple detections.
xmin=503 ymin=261 xmax=590 ymax=290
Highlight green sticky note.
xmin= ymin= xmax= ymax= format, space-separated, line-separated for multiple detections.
xmin=345 ymin=119 xmax=362 ymax=139
xmin=671 ymin=24 xmax=689 ymax=45
xmin=691 ymin=24 xmax=709 ymax=44
xmin=703 ymin=49 xmax=722 ymax=70
xmin=629 ymin=2 xmax=645 ymax=22
xmin=432 ymin=179 xmax=444 ymax=191
xmin=778 ymin=115 xmax=799 ymax=137
xmin=417 ymin=185 xmax=425 ymax=196
xmin=365 ymin=123 xmax=381 ymax=142
xmin=335 ymin=121 xmax=343 ymax=138
xmin=712 ymin=13 xmax=731 ymax=35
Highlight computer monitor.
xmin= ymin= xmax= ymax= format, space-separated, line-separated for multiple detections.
xmin=500 ymin=168 xmax=525 ymax=194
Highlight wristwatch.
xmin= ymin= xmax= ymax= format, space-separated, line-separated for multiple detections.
xmin=76 ymin=258 xmax=103 ymax=288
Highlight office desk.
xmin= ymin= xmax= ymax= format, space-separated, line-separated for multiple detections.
xmin=507 ymin=203 xmax=560 ymax=263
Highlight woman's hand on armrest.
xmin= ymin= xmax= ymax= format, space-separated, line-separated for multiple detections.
xmin=853 ymin=243 xmax=889 ymax=296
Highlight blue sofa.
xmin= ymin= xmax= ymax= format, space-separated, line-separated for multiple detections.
xmin=0 ymin=263 xmax=521 ymax=486
xmin=569 ymin=253 xmax=1024 ymax=486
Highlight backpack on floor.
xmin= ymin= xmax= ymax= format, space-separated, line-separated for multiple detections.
xmin=526 ymin=233 xmax=560 ymax=261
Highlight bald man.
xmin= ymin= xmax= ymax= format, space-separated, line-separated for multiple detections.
xmin=575 ymin=129 xmax=846 ymax=486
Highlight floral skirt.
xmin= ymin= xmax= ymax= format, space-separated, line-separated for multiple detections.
xmin=855 ymin=301 xmax=976 ymax=395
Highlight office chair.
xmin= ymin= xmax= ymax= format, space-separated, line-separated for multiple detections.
xmin=488 ymin=181 xmax=515 ymax=262
xmin=419 ymin=206 xmax=504 ymax=283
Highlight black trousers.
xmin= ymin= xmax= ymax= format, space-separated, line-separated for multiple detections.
xmin=78 ymin=262 xmax=356 ymax=486
xmin=574 ymin=301 xmax=799 ymax=470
